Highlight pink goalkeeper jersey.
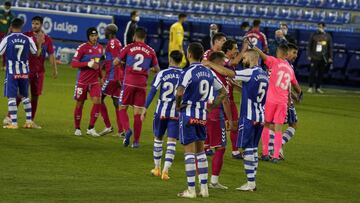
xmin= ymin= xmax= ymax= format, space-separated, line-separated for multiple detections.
xmin=264 ymin=56 xmax=298 ymax=104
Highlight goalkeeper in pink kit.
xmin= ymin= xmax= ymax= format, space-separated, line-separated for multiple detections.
xmin=250 ymin=41 xmax=303 ymax=163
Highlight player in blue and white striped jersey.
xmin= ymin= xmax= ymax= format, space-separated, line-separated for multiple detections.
xmin=0 ymin=18 xmax=40 ymax=129
xmin=142 ymin=51 xmax=183 ymax=181
xmin=234 ymin=49 xmax=269 ymax=192
xmin=175 ymin=42 xmax=227 ymax=199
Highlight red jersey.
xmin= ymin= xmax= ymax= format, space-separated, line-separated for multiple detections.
xmin=24 ymin=31 xmax=54 ymax=73
xmin=71 ymin=42 xmax=103 ymax=85
xmin=104 ymin=38 xmax=123 ymax=81
xmin=119 ymin=41 xmax=158 ymax=87
xmin=245 ymin=29 xmax=268 ymax=52
xmin=224 ymin=58 xmax=236 ymax=101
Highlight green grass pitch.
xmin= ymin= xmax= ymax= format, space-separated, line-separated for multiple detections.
xmin=0 ymin=63 xmax=359 ymax=202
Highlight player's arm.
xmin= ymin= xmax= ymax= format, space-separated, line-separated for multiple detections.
xmin=227 ymin=78 xmax=242 ymax=91
xmin=229 ymin=41 xmax=248 ymax=66
xmin=150 ymin=65 xmax=160 ymax=73
xmin=47 ymin=37 xmax=58 ymax=78
xmin=202 ymin=60 xmax=235 ymax=77
xmin=175 ymin=86 xmax=185 ymax=111
xmin=234 ymin=69 xmax=252 ymax=82
xmin=142 ymin=72 xmax=163 ymax=120
xmin=222 ymin=96 xmax=236 ymax=131
xmin=0 ymin=37 xmax=7 ymax=55
xmin=28 ymin=37 xmax=39 ymax=56
xmin=208 ymin=87 xmax=227 ymax=112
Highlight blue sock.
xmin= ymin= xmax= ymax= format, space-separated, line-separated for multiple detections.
xmin=184 ymin=153 xmax=196 ymax=192
xmin=22 ymin=98 xmax=32 ymax=122
xmin=153 ymin=139 xmax=163 ymax=168
xmin=196 ymin=151 xmax=208 ymax=191
xmin=164 ymin=141 xmax=176 ymax=172
xmin=8 ymin=98 xmax=17 ymax=125
xmin=243 ymin=148 xmax=255 ymax=183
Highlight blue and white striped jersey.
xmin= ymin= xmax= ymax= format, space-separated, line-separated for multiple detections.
xmin=179 ymin=62 xmax=223 ymax=120
xmin=235 ymin=66 xmax=269 ymax=122
xmin=0 ymin=32 xmax=37 ymax=75
xmin=145 ymin=66 xmax=182 ymax=119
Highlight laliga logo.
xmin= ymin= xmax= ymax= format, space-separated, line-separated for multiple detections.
xmin=42 ymin=17 xmax=53 ymax=34
xmin=97 ymin=22 xmax=107 ymax=40
xmin=17 ymin=14 xmax=27 ymax=24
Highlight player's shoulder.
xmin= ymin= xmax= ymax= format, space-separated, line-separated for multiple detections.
xmin=76 ymin=42 xmax=88 ymax=51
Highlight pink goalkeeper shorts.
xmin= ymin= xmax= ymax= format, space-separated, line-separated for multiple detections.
xmin=264 ymin=102 xmax=288 ymax=124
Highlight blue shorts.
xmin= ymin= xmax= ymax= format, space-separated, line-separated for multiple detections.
xmin=179 ymin=113 xmax=206 ymax=145
xmin=237 ymin=117 xmax=263 ymax=149
xmin=4 ymin=74 xmax=29 ymax=98
xmin=285 ymin=104 xmax=298 ymax=124
xmin=153 ymin=115 xmax=179 ymax=139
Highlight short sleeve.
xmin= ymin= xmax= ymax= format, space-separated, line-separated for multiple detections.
xmin=152 ymin=70 xmax=164 ymax=89
xmin=72 ymin=45 xmax=84 ymax=62
xmin=264 ymin=56 xmax=276 ymax=69
xmin=234 ymin=69 xmax=253 ymax=82
xmin=179 ymin=69 xmax=192 ymax=89
xmin=0 ymin=36 xmax=7 ymax=55
xmin=29 ymin=37 xmax=38 ymax=54
xmin=211 ymin=70 xmax=224 ymax=91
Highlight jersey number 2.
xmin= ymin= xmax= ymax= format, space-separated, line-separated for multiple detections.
xmin=133 ymin=54 xmax=144 ymax=71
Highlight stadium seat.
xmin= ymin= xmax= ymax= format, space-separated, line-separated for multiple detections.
xmin=330 ymin=51 xmax=348 ymax=80
xmin=346 ymin=53 xmax=360 ymax=82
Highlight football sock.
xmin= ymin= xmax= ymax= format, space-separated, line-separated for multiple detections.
xmin=273 ymin=131 xmax=283 ymax=159
xmin=211 ymin=148 xmax=225 ymax=183
xmin=283 ymin=127 xmax=295 ymax=145
xmin=261 ymin=127 xmax=270 ymax=156
xmin=268 ymin=130 xmax=275 ymax=154
xmin=230 ymin=130 xmax=238 ymax=153
xmin=89 ymin=104 xmax=101 ymax=129
xmin=74 ymin=105 xmax=83 ymax=129
xmin=115 ymin=109 xmax=124 ymax=133
xmin=100 ymin=103 xmax=111 ymax=128
xmin=196 ymin=151 xmax=208 ymax=191
xmin=253 ymin=147 xmax=259 ymax=176
xmin=22 ymin=98 xmax=32 ymax=123
xmin=133 ymin=114 xmax=142 ymax=143
xmin=8 ymin=98 xmax=17 ymax=125
xmin=153 ymin=139 xmax=163 ymax=168
xmin=7 ymin=97 xmax=21 ymax=118
xmin=184 ymin=153 xmax=196 ymax=192
xmin=243 ymin=148 xmax=255 ymax=183
xmin=31 ymin=96 xmax=38 ymax=120
xmin=163 ymin=141 xmax=176 ymax=172
xmin=119 ymin=109 xmax=130 ymax=131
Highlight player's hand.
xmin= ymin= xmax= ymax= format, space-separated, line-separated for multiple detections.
xmin=140 ymin=109 xmax=146 ymax=121
xmin=113 ymin=57 xmax=120 ymax=66
xmin=297 ymin=91 xmax=304 ymax=103
xmin=230 ymin=120 xmax=237 ymax=131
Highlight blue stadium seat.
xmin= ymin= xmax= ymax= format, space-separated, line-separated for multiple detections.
xmin=192 ymin=1 xmax=204 ymax=13
xmin=346 ymin=53 xmax=360 ymax=82
xmin=325 ymin=11 xmax=339 ymax=23
xmin=149 ymin=0 xmax=161 ymax=9
xmin=103 ymin=0 xmax=117 ymax=6
xmin=232 ymin=5 xmax=248 ymax=17
xmin=213 ymin=3 xmax=225 ymax=15
xmin=330 ymin=51 xmax=348 ymax=80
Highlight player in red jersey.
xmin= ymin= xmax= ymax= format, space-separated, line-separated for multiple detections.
xmin=245 ymin=19 xmax=268 ymax=53
xmin=118 ymin=27 xmax=160 ymax=148
xmin=98 ymin=24 xmax=125 ymax=137
xmin=3 ymin=16 xmax=57 ymax=128
xmin=202 ymin=33 xmax=239 ymax=159
xmin=71 ymin=27 xmax=104 ymax=137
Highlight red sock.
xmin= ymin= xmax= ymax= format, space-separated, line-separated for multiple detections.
xmin=261 ymin=127 xmax=270 ymax=156
xmin=119 ymin=109 xmax=130 ymax=131
xmin=89 ymin=104 xmax=101 ymax=129
xmin=273 ymin=131 xmax=282 ymax=159
xmin=74 ymin=106 xmax=83 ymax=129
xmin=116 ymin=109 xmax=124 ymax=133
xmin=212 ymin=148 xmax=225 ymax=176
xmin=133 ymin=114 xmax=142 ymax=143
xmin=31 ymin=97 xmax=38 ymax=120
xmin=100 ymin=103 xmax=111 ymax=128
xmin=230 ymin=130 xmax=238 ymax=152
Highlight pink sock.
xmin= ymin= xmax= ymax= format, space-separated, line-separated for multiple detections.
xmin=89 ymin=104 xmax=101 ymax=129
xmin=119 ymin=109 xmax=130 ymax=131
xmin=74 ymin=106 xmax=83 ymax=129
xmin=230 ymin=130 xmax=238 ymax=152
xmin=100 ymin=103 xmax=111 ymax=128
xmin=212 ymin=148 xmax=225 ymax=176
xmin=133 ymin=114 xmax=142 ymax=143
xmin=273 ymin=131 xmax=283 ymax=159
xmin=261 ymin=127 xmax=270 ymax=156
xmin=115 ymin=109 xmax=124 ymax=133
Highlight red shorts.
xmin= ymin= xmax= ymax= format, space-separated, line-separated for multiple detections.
xmin=206 ymin=119 xmax=226 ymax=148
xmin=119 ymin=84 xmax=146 ymax=107
xmin=29 ymin=72 xmax=45 ymax=96
xmin=264 ymin=101 xmax=288 ymax=124
xmin=74 ymin=82 xmax=101 ymax=101
xmin=102 ymin=80 xmax=121 ymax=98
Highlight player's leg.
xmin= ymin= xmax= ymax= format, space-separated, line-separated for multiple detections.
xmin=268 ymin=124 xmax=275 ymax=156
xmin=177 ymin=114 xmax=197 ymax=198
xmin=162 ymin=119 xmax=179 ymax=180
xmin=230 ymin=101 xmax=241 ymax=159
xmin=87 ymin=83 xmax=102 ymax=137
xmin=261 ymin=102 xmax=276 ymax=161
xmin=119 ymin=85 xmax=132 ymax=146
xmin=74 ymin=100 xmax=84 ymax=136
xmin=98 ymin=94 xmax=113 ymax=136
xmin=29 ymin=72 xmax=44 ymax=128
xmin=19 ymin=78 xmax=33 ymax=128
xmin=131 ymin=87 xmax=147 ymax=147
xmin=151 ymin=116 xmax=166 ymax=177
xmin=112 ymin=97 xmax=124 ymax=137
xmin=3 ymin=76 xmax=18 ymax=128
xmin=272 ymin=103 xmax=288 ymax=163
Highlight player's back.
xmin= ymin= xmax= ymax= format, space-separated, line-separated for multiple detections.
xmin=240 ymin=66 xmax=269 ymax=122
xmin=105 ymin=38 xmax=122 ymax=81
xmin=265 ymin=56 xmax=297 ymax=104
xmin=180 ymin=63 xmax=216 ymax=120
xmin=121 ymin=41 xmax=158 ymax=87
xmin=154 ymin=67 xmax=182 ymax=118
xmin=1 ymin=33 xmax=36 ymax=75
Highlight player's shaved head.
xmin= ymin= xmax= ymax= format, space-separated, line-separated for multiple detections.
xmin=208 ymin=51 xmax=226 ymax=65
xmin=187 ymin=42 xmax=204 ymax=62
xmin=134 ymin=27 xmax=146 ymax=40
xmin=242 ymin=49 xmax=259 ymax=68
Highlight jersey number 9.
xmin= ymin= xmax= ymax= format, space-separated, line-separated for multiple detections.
xmin=199 ymin=80 xmax=210 ymax=101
